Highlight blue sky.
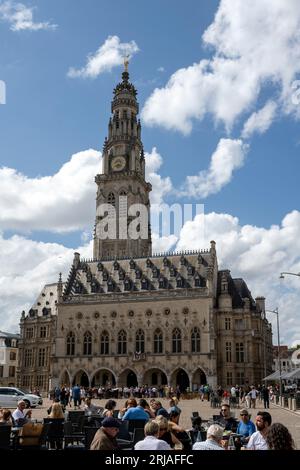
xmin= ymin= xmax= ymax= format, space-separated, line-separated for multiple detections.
xmin=0 ymin=0 xmax=300 ymax=347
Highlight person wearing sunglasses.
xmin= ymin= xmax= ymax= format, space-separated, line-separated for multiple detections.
xmin=217 ymin=403 xmax=237 ymax=432
xmin=237 ymin=409 xmax=256 ymax=445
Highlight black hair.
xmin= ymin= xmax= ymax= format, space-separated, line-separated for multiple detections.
xmin=257 ymin=411 xmax=272 ymax=426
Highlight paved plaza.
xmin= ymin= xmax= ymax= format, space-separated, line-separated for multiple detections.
xmin=25 ymin=396 xmax=300 ymax=449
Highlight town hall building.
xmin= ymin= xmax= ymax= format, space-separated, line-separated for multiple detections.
xmin=17 ymin=65 xmax=273 ymax=393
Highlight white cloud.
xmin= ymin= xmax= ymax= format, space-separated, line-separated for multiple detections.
xmin=2 ymin=209 xmax=300 ymax=346
xmin=68 ymin=35 xmax=139 ymax=79
xmin=181 ymin=138 xmax=248 ymax=198
xmin=0 ymin=146 xmax=173 ymax=234
xmin=175 ymin=209 xmax=300 ymax=346
xmin=0 ymin=149 xmax=101 ymax=233
xmin=145 ymin=147 xmax=173 ymax=206
xmin=242 ymin=101 xmax=277 ymax=139
xmin=157 ymin=67 xmax=165 ymax=73
xmin=0 ymin=232 xmax=92 ymax=332
xmin=151 ymin=233 xmax=177 ymax=253
xmin=0 ymin=1 xmax=57 ymax=31
xmin=142 ymin=0 xmax=300 ymax=134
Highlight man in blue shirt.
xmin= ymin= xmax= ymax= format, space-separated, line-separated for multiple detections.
xmin=237 ymin=408 xmax=256 ymax=445
xmin=122 ymin=398 xmax=150 ymax=421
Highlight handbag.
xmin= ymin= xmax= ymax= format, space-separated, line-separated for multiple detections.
xmin=18 ymin=422 xmax=44 ymax=446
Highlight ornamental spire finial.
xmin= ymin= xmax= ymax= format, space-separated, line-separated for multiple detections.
xmin=124 ymin=54 xmax=129 ymax=73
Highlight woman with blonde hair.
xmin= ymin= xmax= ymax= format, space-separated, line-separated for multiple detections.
xmin=47 ymin=402 xmax=65 ymax=449
xmin=49 ymin=402 xmax=65 ymax=419
xmin=155 ymin=415 xmax=182 ymax=449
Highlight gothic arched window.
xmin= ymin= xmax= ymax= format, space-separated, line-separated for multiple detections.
xmin=191 ymin=327 xmax=201 ymax=353
xmin=172 ymin=328 xmax=182 ymax=353
xmin=135 ymin=329 xmax=145 ymax=353
xmin=153 ymin=329 xmax=163 ymax=354
xmin=100 ymin=331 xmax=109 ymax=355
xmin=66 ymin=331 xmax=75 ymax=356
xmin=83 ymin=331 xmax=92 ymax=355
xmin=117 ymin=330 xmax=127 ymax=355
xmin=107 ymin=192 xmax=115 ymax=207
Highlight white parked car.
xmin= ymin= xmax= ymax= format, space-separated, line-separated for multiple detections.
xmin=0 ymin=387 xmax=43 ymax=408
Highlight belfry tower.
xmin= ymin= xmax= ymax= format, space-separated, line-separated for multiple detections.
xmin=93 ymin=60 xmax=152 ymax=260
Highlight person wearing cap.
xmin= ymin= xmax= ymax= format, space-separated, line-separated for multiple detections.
xmin=90 ymin=417 xmax=120 ymax=450
xmin=192 ymin=424 xmax=225 ymax=450
xmin=236 ymin=409 xmax=256 ymax=446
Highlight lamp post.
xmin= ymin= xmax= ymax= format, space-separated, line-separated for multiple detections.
xmin=279 ymin=272 xmax=300 ymax=279
xmin=265 ymin=308 xmax=283 ymax=396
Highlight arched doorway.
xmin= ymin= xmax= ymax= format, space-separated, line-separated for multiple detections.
xmin=91 ymin=369 xmax=116 ymax=387
xmin=118 ymin=369 xmax=138 ymax=387
xmin=72 ymin=370 xmax=89 ymax=387
xmin=170 ymin=368 xmax=190 ymax=392
xmin=143 ymin=368 xmax=168 ymax=386
xmin=127 ymin=371 xmax=138 ymax=387
xmin=192 ymin=368 xmax=207 ymax=390
xmin=60 ymin=370 xmax=71 ymax=387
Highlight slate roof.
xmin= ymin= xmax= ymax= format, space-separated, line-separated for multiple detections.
xmin=63 ymin=250 xmax=212 ymax=298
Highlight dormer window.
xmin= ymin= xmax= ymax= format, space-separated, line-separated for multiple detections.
xmin=176 ymin=276 xmax=183 ymax=288
xmin=124 ymin=278 xmax=131 ymax=291
xmin=135 ymin=269 xmax=141 ymax=280
xmin=119 ymin=270 xmax=125 ymax=280
xmin=187 ymin=265 xmax=194 ymax=275
xmin=141 ymin=278 xmax=148 ymax=290
xmin=159 ymin=277 xmax=165 ymax=289
xmin=152 ymin=267 xmax=158 ymax=278
xmin=130 ymin=259 xmax=136 ymax=269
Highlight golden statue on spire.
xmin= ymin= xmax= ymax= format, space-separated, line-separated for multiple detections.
xmin=124 ymin=54 xmax=129 ymax=72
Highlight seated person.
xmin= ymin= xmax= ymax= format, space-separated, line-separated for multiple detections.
xmin=193 ymin=424 xmax=225 ymax=451
xmin=0 ymin=408 xmax=13 ymax=426
xmin=101 ymin=399 xmax=117 ymax=418
xmin=216 ymin=403 xmax=237 ymax=432
xmin=84 ymin=397 xmax=103 ymax=415
xmin=122 ymin=398 xmax=150 ymax=421
xmin=169 ymin=410 xmax=192 ymax=450
xmin=237 ymin=409 xmax=256 ymax=445
xmin=134 ymin=421 xmax=171 ymax=450
xmin=155 ymin=416 xmax=182 ymax=449
xmin=90 ymin=417 xmax=121 ymax=450
xmin=12 ymin=400 xmax=32 ymax=427
xmin=47 ymin=397 xmax=61 ymax=415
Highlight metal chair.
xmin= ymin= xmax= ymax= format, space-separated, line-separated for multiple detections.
xmin=126 ymin=419 xmax=147 ymax=433
xmin=0 ymin=425 xmax=12 ymax=450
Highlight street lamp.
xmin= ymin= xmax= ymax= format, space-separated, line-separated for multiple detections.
xmin=265 ymin=308 xmax=283 ymax=396
xmin=279 ymin=272 xmax=300 ymax=279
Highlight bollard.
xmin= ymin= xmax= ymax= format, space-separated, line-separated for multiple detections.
xmin=292 ymin=398 xmax=296 ymax=411
xmin=280 ymin=396 xmax=284 ymax=407
xmin=288 ymin=397 xmax=292 ymax=409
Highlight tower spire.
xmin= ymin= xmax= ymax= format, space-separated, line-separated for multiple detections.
xmin=124 ymin=54 xmax=129 ymax=73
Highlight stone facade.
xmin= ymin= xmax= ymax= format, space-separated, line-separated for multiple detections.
xmin=17 ymin=283 xmax=61 ymax=392
xmin=17 ymin=66 xmax=273 ymax=392
xmin=0 ymin=331 xmax=20 ymax=387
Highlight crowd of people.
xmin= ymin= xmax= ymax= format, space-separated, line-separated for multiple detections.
xmin=0 ymin=381 xmax=297 ymax=451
